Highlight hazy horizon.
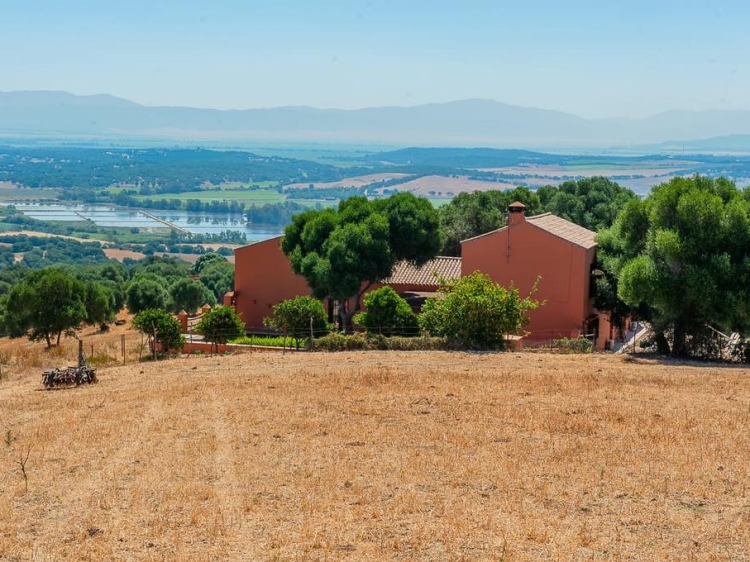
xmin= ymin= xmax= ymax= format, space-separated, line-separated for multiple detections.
xmin=2 ymin=1 xmax=749 ymax=120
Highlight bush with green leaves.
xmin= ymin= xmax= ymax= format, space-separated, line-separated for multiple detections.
xmin=310 ymin=333 xmax=449 ymax=352
xmin=553 ymin=337 xmax=593 ymax=354
xmin=419 ymin=272 xmax=540 ymax=350
xmin=354 ymin=286 xmax=419 ymax=336
xmin=132 ymin=308 xmax=185 ymax=356
xmin=263 ymin=296 xmax=330 ymax=349
xmin=195 ymin=305 xmax=245 ymax=352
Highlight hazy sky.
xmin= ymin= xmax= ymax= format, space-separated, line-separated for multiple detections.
xmin=2 ymin=0 xmax=749 ymax=118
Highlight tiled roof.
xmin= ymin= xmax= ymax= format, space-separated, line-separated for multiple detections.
xmin=460 ymin=213 xmax=598 ymax=249
xmin=384 ymin=256 xmax=462 ymax=286
xmin=526 ymin=213 xmax=597 ymax=249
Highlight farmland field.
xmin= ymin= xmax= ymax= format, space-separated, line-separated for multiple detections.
xmin=391 ymin=175 xmax=517 ymax=196
xmin=132 ymin=187 xmax=286 ymax=205
xmin=1 ymin=350 xmax=748 ymax=560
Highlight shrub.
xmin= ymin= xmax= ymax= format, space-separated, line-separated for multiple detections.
xmin=195 ymin=306 xmax=245 ymax=353
xmin=554 ymin=337 xmax=593 ymax=354
xmin=354 ymin=286 xmax=419 ymax=336
xmin=264 ymin=296 xmax=330 ymax=349
xmin=132 ymin=309 xmax=185 ymax=356
xmin=419 ymin=272 xmax=540 ymax=350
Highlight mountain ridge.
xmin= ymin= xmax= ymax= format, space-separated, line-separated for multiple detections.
xmin=2 ymin=90 xmax=750 ymax=147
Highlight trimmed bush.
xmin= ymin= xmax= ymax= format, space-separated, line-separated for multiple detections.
xmin=354 ymin=286 xmax=419 ymax=337
xmin=554 ymin=337 xmax=593 ymax=354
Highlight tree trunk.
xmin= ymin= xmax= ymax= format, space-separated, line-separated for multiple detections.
xmin=340 ymin=283 xmax=373 ymax=334
xmin=56 ymin=331 xmax=61 ymax=346
xmin=45 ymin=333 xmax=52 ymax=349
xmin=654 ymin=331 xmax=671 ymax=355
xmin=671 ymin=322 xmax=688 ymax=358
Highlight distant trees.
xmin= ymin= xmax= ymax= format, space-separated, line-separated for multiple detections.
xmin=282 ymin=193 xmax=442 ymax=331
xmin=439 ymin=187 xmax=541 ymax=256
xmin=599 ymin=176 xmax=750 ymax=358
xmin=437 ymin=179 xmax=637 ymax=256
xmin=536 ymin=177 xmax=638 ymax=232
xmin=126 ymin=277 xmax=170 ymax=314
xmin=169 ymin=277 xmax=214 ymax=314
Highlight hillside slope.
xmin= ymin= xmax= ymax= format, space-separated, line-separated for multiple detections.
xmin=1 ymin=351 xmax=748 ymax=560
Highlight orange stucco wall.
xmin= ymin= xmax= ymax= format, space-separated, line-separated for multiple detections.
xmin=461 ymin=219 xmax=596 ymax=342
xmin=233 ymin=236 xmax=312 ymax=330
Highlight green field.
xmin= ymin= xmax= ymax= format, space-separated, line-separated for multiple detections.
xmin=131 ymin=188 xmax=286 ymax=204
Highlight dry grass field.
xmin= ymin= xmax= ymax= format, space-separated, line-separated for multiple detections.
xmin=285 ymin=173 xmax=411 ymax=190
xmin=389 ymin=175 xmax=517 ymax=197
xmin=1 ymin=350 xmax=749 ymax=561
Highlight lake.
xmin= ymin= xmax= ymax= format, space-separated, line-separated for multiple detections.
xmin=5 ymin=203 xmax=284 ymax=242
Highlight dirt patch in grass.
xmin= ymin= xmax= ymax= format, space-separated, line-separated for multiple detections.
xmin=0 ymin=351 xmax=748 ymax=560
xmin=103 ymin=248 xmax=147 ymax=262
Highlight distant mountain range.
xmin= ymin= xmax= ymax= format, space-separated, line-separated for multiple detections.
xmin=2 ymin=90 xmax=750 ymax=149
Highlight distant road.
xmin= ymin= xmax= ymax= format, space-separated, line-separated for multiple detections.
xmin=138 ymin=211 xmax=190 ymax=234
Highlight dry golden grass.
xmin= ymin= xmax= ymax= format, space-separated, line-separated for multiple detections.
xmin=390 ymin=175 xmax=517 ymax=196
xmin=1 ymin=351 xmax=749 ymax=561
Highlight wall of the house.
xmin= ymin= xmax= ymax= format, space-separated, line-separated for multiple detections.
xmin=233 ymin=237 xmax=311 ymax=330
xmin=461 ymin=222 xmax=596 ymax=342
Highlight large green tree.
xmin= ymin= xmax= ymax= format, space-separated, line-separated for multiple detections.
xmin=126 ymin=277 xmax=170 ymax=314
xmin=604 ymin=176 xmax=750 ymax=357
xmin=198 ymin=259 xmax=235 ymax=302
xmin=170 ymin=277 xmax=215 ymax=314
xmin=1 ymin=268 xmax=88 ymax=347
xmin=282 ymin=193 xmax=442 ymax=331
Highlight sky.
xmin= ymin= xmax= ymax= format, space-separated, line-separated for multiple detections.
xmin=1 ymin=0 xmax=749 ymax=119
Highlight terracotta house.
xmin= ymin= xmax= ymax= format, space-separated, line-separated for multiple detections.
xmin=461 ymin=202 xmax=600 ymax=344
xmin=232 ymin=204 xmax=611 ymax=347
xmin=231 ymin=235 xmax=460 ymax=331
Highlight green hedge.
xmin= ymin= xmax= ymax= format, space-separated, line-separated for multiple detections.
xmin=553 ymin=337 xmax=593 ymax=354
xmin=310 ymin=333 xmax=450 ymax=352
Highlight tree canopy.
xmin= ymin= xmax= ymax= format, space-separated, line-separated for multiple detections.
xmin=599 ymin=176 xmax=750 ymax=357
xmin=0 ymin=268 xmax=88 ymax=347
xmin=281 ymin=193 xmax=442 ymax=330
xmin=438 ymin=179 xmax=637 ymax=256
